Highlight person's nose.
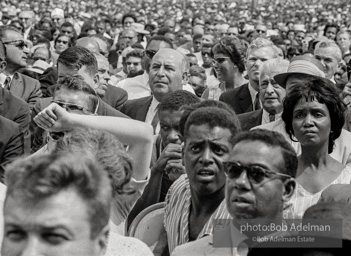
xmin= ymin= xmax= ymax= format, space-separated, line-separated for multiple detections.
xmin=156 ymin=65 xmax=166 ymax=77
xmin=303 ymin=113 xmax=313 ymax=127
xmin=19 ymin=237 xmax=41 ymax=256
xmin=167 ymin=129 xmax=180 ymax=143
xmin=265 ymin=82 xmax=275 ymax=94
xmin=199 ymin=146 xmax=214 ymax=165
xmin=233 ymin=169 xmax=251 ymax=189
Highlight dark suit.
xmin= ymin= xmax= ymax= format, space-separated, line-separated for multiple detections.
xmin=0 ymin=88 xmax=30 ymax=133
xmin=219 ymin=83 xmax=253 ymax=115
xmin=9 ymin=72 xmax=42 ymax=110
xmin=121 ymin=96 xmax=153 ymax=121
xmin=0 ymin=116 xmax=24 ymax=180
xmin=237 ymin=109 xmax=263 ymax=131
xmin=42 ymin=68 xmax=128 ymax=110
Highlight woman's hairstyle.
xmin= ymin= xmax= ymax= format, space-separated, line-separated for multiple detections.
xmin=282 ymin=78 xmax=346 ymax=153
xmin=323 ymin=23 xmax=339 ymax=39
xmin=211 ymin=36 xmax=246 ymax=73
xmin=54 ymin=33 xmax=73 ymax=48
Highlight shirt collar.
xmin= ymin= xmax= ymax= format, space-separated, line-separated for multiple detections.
xmin=248 ymin=82 xmax=259 ymax=104
xmin=262 ymin=109 xmax=282 ymax=124
xmin=0 ymin=73 xmax=14 ymax=88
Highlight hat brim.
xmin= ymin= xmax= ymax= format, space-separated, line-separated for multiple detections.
xmin=134 ymin=29 xmax=150 ymax=35
xmin=274 ymin=72 xmax=322 ymax=89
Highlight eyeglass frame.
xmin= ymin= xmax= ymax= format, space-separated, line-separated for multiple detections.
xmin=2 ymin=40 xmax=28 ymax=50
xmin=52 ymin=99 xmax=99 ymax=115
xmin=223 ymin=161 xmax=292 ymax=185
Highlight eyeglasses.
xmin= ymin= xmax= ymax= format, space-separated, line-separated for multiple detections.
xmin=52 ymin=100 xmax=92 ymax=114
xmin=224 ymin=161 xmax=291 ymax=184
xmin=56 ymin=40 xmax=68 ymax=44
xmin=145 ymin=49 xmax=157 ymax=59
xmin=52 ymin=18 xmax=61 ymax=21
xmin=212 ymin=57 xmax=231 ymax=65
xmin=201 ymin=51 xmax=211 ymax=56
xmin=3 ymin=40 xmax=27 ymax=50
xmin=256 ymin=29 xmax=267 ymax=34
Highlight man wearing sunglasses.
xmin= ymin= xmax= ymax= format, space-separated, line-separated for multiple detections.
xmin=18 ymin=11 xmax=35 ymax=40
xmin=171 ymin=129 xmax=297 ymax=256
xmin=0 ymin=26 xmax=42 ymax=110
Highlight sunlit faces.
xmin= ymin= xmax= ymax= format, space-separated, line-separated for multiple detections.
xmin=259 ymin=73 xmax=286 ymax=114
xmin=295 ymin=31 xmax=305 ymax=45
xmin=336 ymin=33 xmax=351 ymax=53
xmin=193 ymin=38 xmax=202 ymax=53
xmin=123 ymin=17 xmax=135 ymax=28
xmin=292 ymin=98 xmax=331 ymax=149
xmin=60 ymin=26 xmax=74 ymax=38
xmin=246 ymin=47 xmax=276 ymax=88
xmin=126 ymin=56 xmax=143 ymax=74
xmin=1 ymin=189 xmax=107 ymax=256
xmin=325 ymin=27 xmax=338 ymax=40
xmin=225 ymin=141 xmax=291 ymax=219
xmin=18 ymin=11 xmax=33 ymax=29
xmin=159 ymin=109 xmax=183 ymax=147
xmin=189 ymin=75 xmax=206 ymax=97
xmin=55 ymin=35 xmax=70 ymax=54
xmin=213 ymin=53 xmax=235 ymax=83
xmin=314 ymin=47 xmax=340 ymax=79
xmin=148 ymin=49 xmax=185 ymax=101
xmin=2 ymin=30 xmax=29 ymax=68
xmin=184 ymin=124 xmax=233 ymax=196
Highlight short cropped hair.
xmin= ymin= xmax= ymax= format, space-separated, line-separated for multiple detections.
xmin=314 ymin=41 xmax=342 ymax=62
xmin=146 ymin=35 xmax=173 ymax=49
xmin=211 ymin=36 xmax=246 ymax=73
xmin=54 ymin=128 xmax=133 ymax=196
xmin=55 ymin=75 xmax=98 ymax=113
xmin=0 ymin=25 xmax=22 ymax=39
xmin=5 ymin=153 xmax=112 ymax=239
xmin=189 ymin=65 xmax=207 ymax=81
xmin=57 ymin=46 xmax=98 ymax=76
xmin=231 ymin=129 xmax=298 ymax=177
xmin=183 ymin=106 xmax=241 ymax=145
xmin=126 ymin=48 xmax=144 ymax=60
xmin=282 ymin=78 xmax=346 ymax=153
xmin=158 ymin=90 xmax=200 ymax=113
xmin=246 ymin=37 xmax=279 ymax=59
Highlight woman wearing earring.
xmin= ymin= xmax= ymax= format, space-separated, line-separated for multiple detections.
xmin=202 ymin=36 xmax=247 ymax=100
xmin=282 ymin=77 xmax=350 ymax=219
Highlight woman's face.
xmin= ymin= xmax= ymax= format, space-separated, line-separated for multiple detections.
xmin=325 ymin=27 xmax=337 ymax=40
xmin=292 ymin=98 xmax=331 ymax=149
xmin=55 ymin=35 xmax=70 ymax=53
xmin=212 ymin=52 xmax=235 ymax=83
xmin=52 ymin=29 xmax=60 ymax=40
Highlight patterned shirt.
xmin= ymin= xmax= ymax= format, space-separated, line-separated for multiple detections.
xmin=164 ymin=174 xmax=231 ymax=253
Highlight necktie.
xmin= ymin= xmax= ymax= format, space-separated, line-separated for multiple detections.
xmin=269 ymin=114 xmax=275 ymax=122
xmin=151 ymin=105 xmax=159 ymax=134
xmin=3 ymin=77 xmax=11 ymax=90
xmin=253 ymin=93 xmax=261 ymax=111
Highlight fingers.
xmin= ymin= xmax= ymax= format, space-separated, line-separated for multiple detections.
xmin=34 ymin=110 xmax=56 ymax=130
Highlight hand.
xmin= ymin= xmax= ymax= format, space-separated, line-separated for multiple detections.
xmin=342 ymin=80 xmax=351 ymax=105
xmin=34 ymin=103 xmax=73 ymax=132
xmin=153 ymin=143 xmax=182 ymax=174
xmin=165 ymin=159 xmax=185 ymax=182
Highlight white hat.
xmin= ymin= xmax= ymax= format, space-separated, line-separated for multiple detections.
xmin=131 ymin=23 xmax=150 ymax=35
xmin=27 ymin=60 xmax=51 ymax=75
xmin=51 ymin=8 xmax=64 ymax=18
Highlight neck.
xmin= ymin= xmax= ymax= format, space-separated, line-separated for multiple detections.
xmin=249 ymin=78 xmax=259 ymax=91
xmin=299 ymin=143 xmax=329 ymax=168
xmin=190 ymin=185 xmax=225 ymax=216
xmin=4 ymin=66 xmax=18 ymax=76
xmin=264 ymin=106 xmax=283 ymax=115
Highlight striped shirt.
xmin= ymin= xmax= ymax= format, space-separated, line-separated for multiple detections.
xmin=164 ymin=174 xmax=231 ymax=253
xmin=284 ymin=166 xmax=351 ymax=219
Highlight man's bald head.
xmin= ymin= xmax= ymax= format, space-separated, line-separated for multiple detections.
xmin=149 ymin=48 xmax=189 ymax=102
xmin=75 ymin=38 xmax=100 ymax=55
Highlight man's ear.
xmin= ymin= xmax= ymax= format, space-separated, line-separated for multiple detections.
xmin=0 ymin=60 xmax=7 ymax=72
xmin=282 ymin=178 xmax=296 ymax=203
xmin=182 ymin=72 xmax=189 ymax=86
xmin=93 ymin=73 xmax=100 ymax=88
xmin=96 ymin=224 xmax=109 ymax=256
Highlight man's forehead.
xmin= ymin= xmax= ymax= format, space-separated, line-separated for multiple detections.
xmin=3 ymin=30 xmax=23 ymax=41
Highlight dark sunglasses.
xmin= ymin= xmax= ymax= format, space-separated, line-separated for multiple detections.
xmin=224 ymin=161 xmax=291 ymax=184
xmin=3 ymin=40 xmax=27 ymax=50
xmin=256 ymin=29 xmax=266 ymax=34
xmin=145 ymin=49 xmax=157 ymax=59
xmin=32 ymin=56 xmax=47 ymax=62
xmin=212 ymin=57 xmax=230 ymax=65
xmin=202 ymin=51 xmax=211 ymax=56
xmin=56 ymin=40 xmax=68 ymax=44
xmin=53 ymin=100 xmax=91 ymax=114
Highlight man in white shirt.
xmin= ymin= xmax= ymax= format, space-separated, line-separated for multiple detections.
xmin=18 ymin=11 xmax=35 ymax=40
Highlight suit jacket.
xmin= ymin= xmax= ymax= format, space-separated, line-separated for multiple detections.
xmin=237 ymin=109 xmax=263 ymax=131
xmin=9 ymin=72 xmax=42 ymax=110
xmin=0 ymin=116 xmax=24 ymax=180
xmin=121 ymin=96 xmax=153 ymax=121
xmin=0 ymin=87 xmax=30 ymax=133
xmin=219 ymin=83 xmax=253 ymax=115
xmin=102 ymin=84 xmax=128 ymax=111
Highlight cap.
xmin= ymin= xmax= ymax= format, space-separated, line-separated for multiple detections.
xmin=274 ymin=55 xmax=326 ymax=88
xmin=51 ymin=8 xmax=64 ymax=18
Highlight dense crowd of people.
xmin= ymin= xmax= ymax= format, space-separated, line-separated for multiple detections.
xmin=1 ymin=0 xmax=351 ymax=255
